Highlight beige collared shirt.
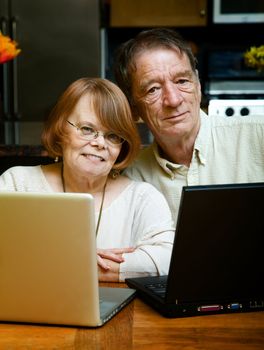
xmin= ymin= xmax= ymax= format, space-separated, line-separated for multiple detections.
xmin=124 ymin=111 xmax=264 ymax=224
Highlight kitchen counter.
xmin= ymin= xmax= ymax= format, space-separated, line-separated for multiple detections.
xmin=0 ymin=145 xmax=53 ymax=174
xmin=0 ymin=145 xmax=48 ymax=157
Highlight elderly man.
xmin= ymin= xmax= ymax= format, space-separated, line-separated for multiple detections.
xmin=114 ymin=28 xmax=264 ymax=224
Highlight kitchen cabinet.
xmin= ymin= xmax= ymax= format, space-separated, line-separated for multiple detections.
xmin=110 ymin=0 xmax=207 ymax=27
xmin=0 ymin=0 xmax=101 ymax=145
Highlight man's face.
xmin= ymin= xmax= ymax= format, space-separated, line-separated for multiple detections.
xmin=131 ymin=48 xmax=201 ymax=143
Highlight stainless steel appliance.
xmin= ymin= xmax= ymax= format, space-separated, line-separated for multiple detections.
xmin=207 ymin=80 xmax=264 ymax=118
xmin=213 ymin=0 xmax=264 ymax=24
xmin=0 ymin=0 xmax=101 ymax=145
xmin=208 ymin=99 xmax=264 ymax=117
xmin=205 ymin=47 xmax=264 ymax=118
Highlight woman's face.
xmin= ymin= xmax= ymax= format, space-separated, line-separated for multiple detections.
xmin=62 ymin=94 xmax=122 ymax=179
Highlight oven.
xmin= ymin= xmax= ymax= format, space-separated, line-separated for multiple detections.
xmin=204 ymin=48 xmax=264 ymax=118
xmin=208 ymin=98 xmax=264 ymax=118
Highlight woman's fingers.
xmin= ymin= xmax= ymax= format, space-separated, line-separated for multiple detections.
xmin=97 ymin=254 xmax=110 ymax=270
xmin=97 ymin=247 xmax=136 ymax=269
xmin=107 ymin=247 xmax=135 ymax=254
xmin=97 ymin=247 xmax=135 ymax=262
xmin=97 ymin=250 xmax=124 ymax=262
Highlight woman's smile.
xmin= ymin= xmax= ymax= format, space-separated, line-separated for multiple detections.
xmin=82 ymin=153 xmax=106 ymax=162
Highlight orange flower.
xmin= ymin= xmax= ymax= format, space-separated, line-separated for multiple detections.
xmin=0 ymin=31 xmax=21 ymax=64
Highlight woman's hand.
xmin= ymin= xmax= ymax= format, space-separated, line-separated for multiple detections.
xmin=97 ymin=247 xmax=135 ymax=282
xmin=97 ymin=247 xmax=135 ymax=270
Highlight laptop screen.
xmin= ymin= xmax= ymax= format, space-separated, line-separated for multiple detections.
xmin=166 ymin=182 xmax=264 ymax=304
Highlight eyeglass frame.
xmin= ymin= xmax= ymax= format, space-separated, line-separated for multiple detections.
xmin=66 ymin=120 xmax=125 ymax=146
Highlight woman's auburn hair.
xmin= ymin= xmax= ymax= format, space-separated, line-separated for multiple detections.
xmin=41 ymin=77 xmax=141 ymax=170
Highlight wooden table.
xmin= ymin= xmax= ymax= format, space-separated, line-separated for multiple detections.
xmin=0 ymin=284 xmax=263 ymax=350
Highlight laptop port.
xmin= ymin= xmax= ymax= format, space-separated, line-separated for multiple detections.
xmin=227 ymin=303 xmax=241 ymax=310
xmin=249 ymin=300 xmax=264 ymax=308
xmin=198 ymin=305 xmax=222 ymax=312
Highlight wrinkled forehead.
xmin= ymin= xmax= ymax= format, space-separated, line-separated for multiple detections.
xmin=130 ymin=47 xmax=193 ymax=81
xmin=130 ymin=45 xmax=184 ymax=69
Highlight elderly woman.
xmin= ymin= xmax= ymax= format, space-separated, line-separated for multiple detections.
xmin=0 ymin=77 xmax=175 ymax=282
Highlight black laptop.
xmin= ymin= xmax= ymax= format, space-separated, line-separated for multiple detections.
xmin=126 ymin=182 xmax=264 ymax=318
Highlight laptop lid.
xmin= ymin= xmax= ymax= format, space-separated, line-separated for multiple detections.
xmin=126 ymin=182 xmax=264 ymax=317
xmin=0 ymin=192 xmax=135 ymax=327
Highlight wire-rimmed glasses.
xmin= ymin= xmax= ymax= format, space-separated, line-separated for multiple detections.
xmin=67 ymin=120 xmax=125 ymax=146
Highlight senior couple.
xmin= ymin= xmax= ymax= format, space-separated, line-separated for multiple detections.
xmin=1 ymin=28 xmax=264 ymax=282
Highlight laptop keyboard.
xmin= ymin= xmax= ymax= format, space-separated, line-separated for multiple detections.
xmin=145 ymin=282 xmax=167 ymax=299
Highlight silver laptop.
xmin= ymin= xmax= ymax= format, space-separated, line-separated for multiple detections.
xmin=0 ymin=192 xmax=135 ymax=327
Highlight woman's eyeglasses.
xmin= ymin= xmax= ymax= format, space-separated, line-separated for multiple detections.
xmin=67 ymin=120 xmax=125 ymax=146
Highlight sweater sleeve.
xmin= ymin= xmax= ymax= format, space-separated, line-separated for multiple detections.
xmin=119 ymin=183 xmax=175 ymax=282
xmin=0 ymin=166 xmax=52 ymax=192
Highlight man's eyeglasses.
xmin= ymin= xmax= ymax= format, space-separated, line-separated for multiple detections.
xmin=67 ymin=120 xmax=125 ymax=146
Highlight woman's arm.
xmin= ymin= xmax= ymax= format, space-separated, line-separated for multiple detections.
xmin=97 ymin=183 xmax=175 ymax=282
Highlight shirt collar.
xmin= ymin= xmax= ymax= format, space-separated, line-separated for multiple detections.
xmin=193 ymin=110 xmax=209 ymax=166
xmin=152 ymin=143 xmax=183 ymax=177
